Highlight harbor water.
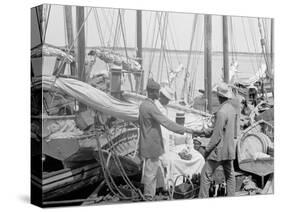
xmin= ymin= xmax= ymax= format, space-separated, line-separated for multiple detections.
xmin=87 ymin=49 xmax=264 ymax=97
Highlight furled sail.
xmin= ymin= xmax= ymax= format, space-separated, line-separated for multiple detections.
xmin=33 ymin=76 xmax=139 ymax=121
xmin=88 ymin=48 xmax=141 ymax=72
xmin=32 ymin=76 xmax=213 ymax=132
xmin=31 ymin=44 xmax=75 ymax=63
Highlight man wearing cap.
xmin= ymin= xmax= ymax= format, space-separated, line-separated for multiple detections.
xmin=139 ymin=79 xmax=195 ymax=200
xmin=198 ymin=82 xmax=240 ymax=198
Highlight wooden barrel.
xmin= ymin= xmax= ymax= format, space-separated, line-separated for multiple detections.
xmin=238 ymin=132 xmax=272 ymax=162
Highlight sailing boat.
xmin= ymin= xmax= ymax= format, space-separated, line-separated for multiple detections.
xmin=31 ymin=5 xmax=274 ymax=203
xmin=31 ymin=6 xmax=142 ymax=202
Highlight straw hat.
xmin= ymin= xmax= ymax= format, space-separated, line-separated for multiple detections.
xmin=160 ymin=86 xmax=174 ymax=101
xmin=213 ymin=82 xmax=233 ymax=99
xmin=248 ymin=84 xmax=258 ymax=91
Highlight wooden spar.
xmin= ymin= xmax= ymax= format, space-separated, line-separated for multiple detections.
xmin=222 ymin=15 xmax=229 ymax=83
xmin=136 ymin=10 xmax=142 ymax=66
xmin=76 ymin=6 xmax=86 ymax=82
xmin=35 ymin=6 xmax=43 ymax=44
xmin=64 ymin=6 xmax=76 ymax=76
xmin=136 ymin=10 xmax=143 ymax=93
xmin=204 ymin=15 xmax=212 ymax=113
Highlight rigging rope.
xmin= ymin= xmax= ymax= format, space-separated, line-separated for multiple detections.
xmin=159 ymin=13 xmax=171 ymax=84
xmin=241 ymin=17 xmax=256 ymax=74
xmin=94 ymin=8 xmax=105 ymax=47
xmin=106 ymin=124 xmax=145 ymax=200
xmin=161 ymin=14 xmax=176 ymax=83
xmin=262 ymin=19 xmax=270 ymax=52
xmin=258 ymin=18 xmax=272 ymax=79
xmin=147 ymin=12 xmax=162 ymax=79
xmin=248 ymin=18 xmax=262 ymax=69
xmin=229 ymin=17 xmax=238 ymax=62
xmin=107 ymin=10 xmax=117 ymax=47
xmin=118 ymin=9 xmax=134 ymax=91
xmin=144 ymin=12 xmax=153 ymax=47
xmin=157 ymin=13 xmax=170 ymax=84
xmin=54 ymin=8 xmax=93 ymax=79
xmin=35 ymin=5 xmax=52 ymax=43
xmin=43 ymin=5 xmax=51 ymax=43
xmin=156 ymin=12 xmax=165 ymax=82
xmin=101 ymin=9 xmax=112 ymax=41
xmin=141 ymin=11 xmax=152 ymax=79
xmin=95 ymin=121 xmax=147 ymax=201
xmin=262 ymin=19 xmax=272 ymax=74
xmin=168 ymin=15 xmax=182 ymax=65
xmin=180 ymin=14 xmax=198 ymax=102
xmin=146 ymin=13 xmax=157 ymax=72
xmin=35 ymin=7 xmax=43 ymax=43
xmin=85 ymin=8 xmax=88 ymax=48
xmin=113 ymin=11 xmax=121 ymax=49
xmin=96 ymin=131 xmax=130 ymax=199
xmin=163 ymin=14 xmax=171 ymax=86
xmin=189 ymin=18 xmax=204 ymax=103
xmin=63 ymin=7 xmax=68 ymax=47
xmin=50 ymin=8 xmax=93 ymax=107
xmin=121 ymin=11 xmax=128 ymax=46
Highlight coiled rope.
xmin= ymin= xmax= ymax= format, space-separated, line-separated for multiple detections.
xmin=96 ymin=124 xmax=146 ymax=201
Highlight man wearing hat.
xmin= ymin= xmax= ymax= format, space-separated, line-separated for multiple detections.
xmin=199 ymin=82 xmax=240 ymax=198
xmin=155 ymin=87 xmax=174 ymax=113
xmin=139 ymin=79 xmax=195 ymax=200
xmin=154 ymin=86 xmax=175 ymax=190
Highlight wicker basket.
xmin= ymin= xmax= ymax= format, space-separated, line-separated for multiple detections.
xmin=173 ymin=175 xmax=199 ymax=199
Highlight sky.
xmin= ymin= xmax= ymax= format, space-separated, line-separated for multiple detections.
xmin=32 ymin=4 xmax=272 ymax=54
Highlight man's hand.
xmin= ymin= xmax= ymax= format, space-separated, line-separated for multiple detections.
xmin=203 ymin=150 xmax=209 ymax=159
xmin=184 ymin=126 xmax=202 ymax=135
xmin=193 ymin=129 xmax=203 ymax=136
xmin=184 ymin=127 xmax=193 ymax=134
xmin=194 ymin=127 xmax=213 ymax=138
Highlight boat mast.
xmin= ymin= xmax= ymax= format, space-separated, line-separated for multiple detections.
xmin=204 ymin=14 xmax=212 ymax=113
xmin=64 ymin=6 xmax=76 ymax=76
xmin=270 ymin=18 xmax=274 ymax=97
xmin=270 ymin=19 xmax=274 ymax=70
xmin=222 ymin=15 xmax=229 ymax=83
xmin=136 ymin=10 xmax=143 ymax=93
xmin=76 ymin=6 xmax=86 ymax=81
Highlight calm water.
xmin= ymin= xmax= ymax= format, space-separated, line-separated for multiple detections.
xmin=88 ymin=49 xmax=264 ymax=98
xmin=39 ymin=48 xmax=264 ymax=98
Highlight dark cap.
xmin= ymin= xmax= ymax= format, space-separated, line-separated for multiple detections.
xmin=88 ymin=50 xmax=96 ymax=56
xmin=146 ymin=78 xmax=160 ymax=90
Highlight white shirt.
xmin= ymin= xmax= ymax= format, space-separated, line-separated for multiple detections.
xmin=154 ymin=100 xmax=173 ymax=153
xmin=154 ymin=100 xmax=168 ymax=116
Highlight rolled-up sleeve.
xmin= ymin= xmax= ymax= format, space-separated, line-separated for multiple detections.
xmin=149 ymin=104 xmax=187 ymax=134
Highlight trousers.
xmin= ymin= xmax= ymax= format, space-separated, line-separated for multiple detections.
xmin=141 ymin=158 xmax=165 ymax=199
xmin=199 ymin=159 xmax=235 ymax=198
